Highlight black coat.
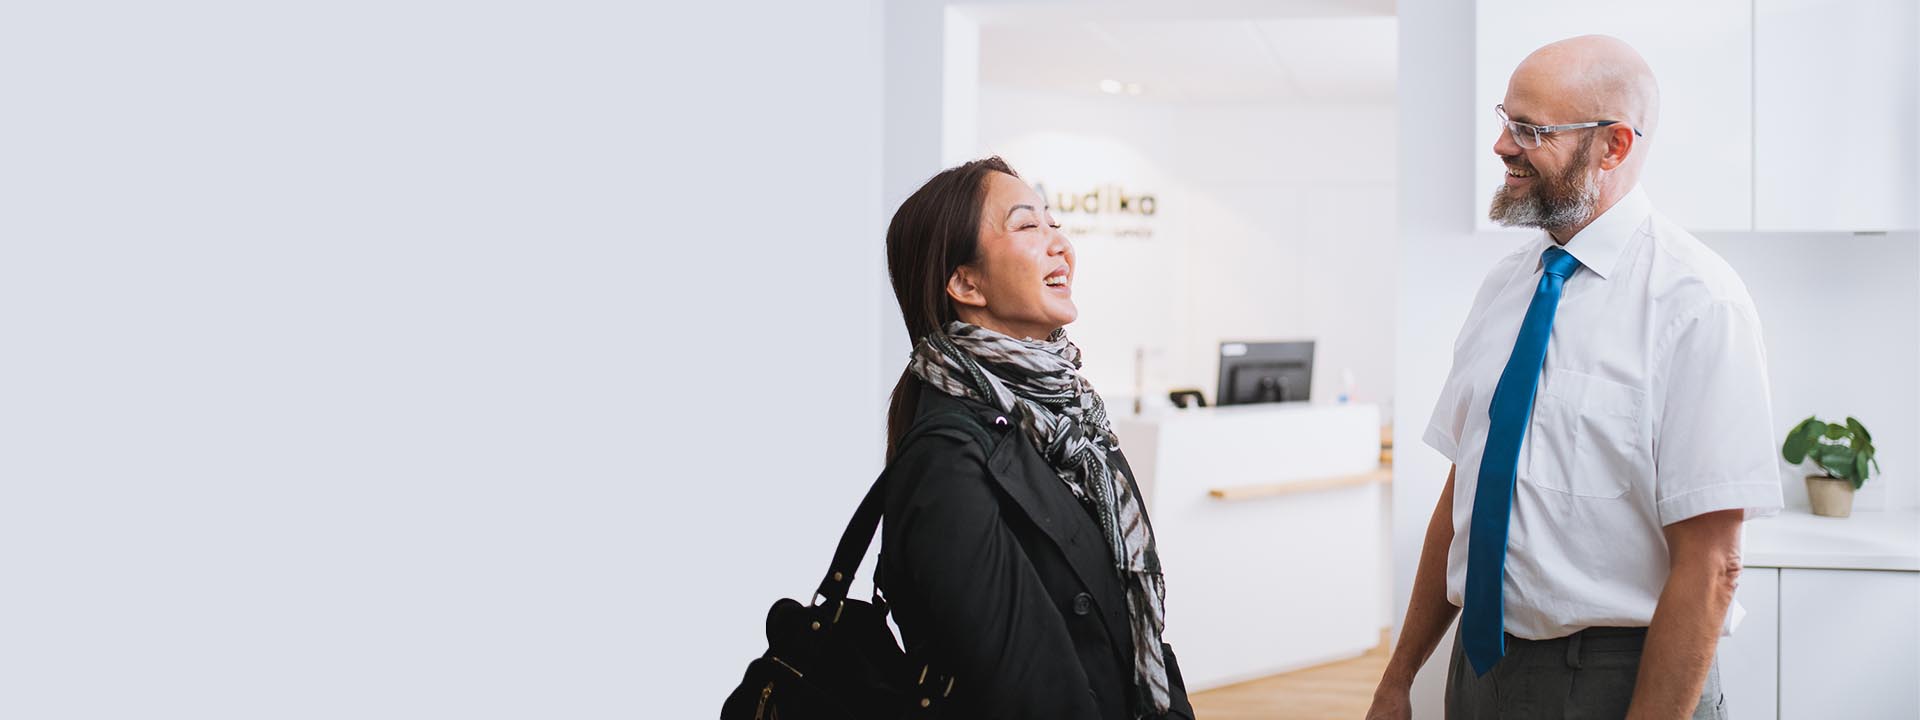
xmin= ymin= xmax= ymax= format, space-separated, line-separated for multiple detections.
xmin=877 ymin=384 xmax=1195 ymax=720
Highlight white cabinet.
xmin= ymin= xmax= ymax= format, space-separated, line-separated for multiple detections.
xmin=1476 ymin=0 xmax=1920 ymax=233
xmin=1778 ymin=568 xmax=1920 ymax=718
xmin=1475 ymin=0 xmax=1754 ymax=232
xmin=1755 ymin=0 xmax=1920 ymax=231
xmin=1719 ymin=567 xmax=1779 ymax=720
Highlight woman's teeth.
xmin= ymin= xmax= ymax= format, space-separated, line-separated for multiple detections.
xmin=1044 ymin=275 xmax=1068 ymax=286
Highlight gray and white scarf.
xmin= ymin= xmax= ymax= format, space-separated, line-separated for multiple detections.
xmin=909 ymin=321 xmax=1171 ymax=716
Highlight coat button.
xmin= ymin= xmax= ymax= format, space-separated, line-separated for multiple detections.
xmin=1072 ymin=592 xmax=1092 ymax=615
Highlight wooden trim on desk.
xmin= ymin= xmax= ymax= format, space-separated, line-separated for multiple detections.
xmin=1208 ymin=466 xmax=1393 ymax=502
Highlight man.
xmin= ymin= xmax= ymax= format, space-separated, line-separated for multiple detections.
xmin=1366 ymin=36 xmax=1783 ymax=719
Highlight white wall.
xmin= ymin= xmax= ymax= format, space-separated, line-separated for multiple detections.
xmin=976 ymin=84 xmax=1398 ymax=410
xmin=1 ymin=3 xmax=886 ymax=718
xmin=882 ymin=0 xmax=959 ymax=416
xmin=1393 ymin=2 xmax=1920 ymax=715
xmin=1391 ymin=5 xmax=1513 ymax=713
xmin=1696 ymin=232 xmax=1920 ymax=513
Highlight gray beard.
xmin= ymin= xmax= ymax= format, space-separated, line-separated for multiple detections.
xmin=1488 ymin=152 xmax=1601 ymax=230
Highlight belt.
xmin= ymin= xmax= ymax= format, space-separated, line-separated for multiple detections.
xmin=1503 ymin=626 xmax=1648 ymax=669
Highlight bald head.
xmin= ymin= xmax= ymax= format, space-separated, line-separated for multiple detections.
xmin=1490 ymin=36 xmax=1661 ymax=240
xmin=1510 ymin=35 xmax=1660 ymax=138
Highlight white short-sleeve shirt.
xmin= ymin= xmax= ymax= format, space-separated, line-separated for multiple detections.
xmin=1425 ymin=186 xmax=1784 ymax=640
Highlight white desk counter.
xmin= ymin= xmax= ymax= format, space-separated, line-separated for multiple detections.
xmin=1114 ymin=403 xmax=1386 ymax=691
xmin=1743 ymin=508 xmax=1920 ymax=571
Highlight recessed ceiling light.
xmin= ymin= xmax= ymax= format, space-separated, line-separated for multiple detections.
xmin=1099 ymin=79 xmax=1123 ymax=94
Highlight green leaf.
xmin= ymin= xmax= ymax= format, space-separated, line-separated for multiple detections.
xmin=1807 ymin=420 xmax=1830 ymax=440
xmin=1817 ymin=445 xmax=1856 ymax=478
xmin=1824 ymin=423 xmax=1849 ymax=440
xmin=1855 ymin=453 xmax=1871 ymax=486
xmin=1782 ymin=425 xmax=1813 ymax=463
xmin=1848 ymin=417 xmax=1872 ymax=444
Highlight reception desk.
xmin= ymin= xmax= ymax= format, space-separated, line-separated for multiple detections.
xmin=1115 ymin=403 xmax=1387 ymax=691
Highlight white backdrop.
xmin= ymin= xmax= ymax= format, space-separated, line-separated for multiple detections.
xmin=1 ymin=2 xmax=888 ymax=718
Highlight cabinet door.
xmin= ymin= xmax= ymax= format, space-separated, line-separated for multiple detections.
xmin=1719 ymin=567 xmax=1779 ymax=720
xmin=1475 ymin=0 xmax=1754 ymax=232
xmin=1779 ymin=568 xmax=1920 ymax=718
xmin=1755 ymin=0 xmax=1920 ymax=231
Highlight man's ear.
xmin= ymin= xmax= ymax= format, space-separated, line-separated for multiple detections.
xmin=1598 ymin=124 xmax=1636 ymax=171
xmin=946 ymin=265 xmax=988 ymax=309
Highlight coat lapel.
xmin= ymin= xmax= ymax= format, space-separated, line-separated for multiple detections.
xmin=982 ymin=429 xmax=1132 ymax=655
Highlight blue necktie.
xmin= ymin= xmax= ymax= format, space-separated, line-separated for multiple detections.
xmin=1462 ymin=245 xmax=1582 ymax=676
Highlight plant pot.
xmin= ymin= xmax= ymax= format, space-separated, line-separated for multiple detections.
xmin=1806 ymin=475 xmax=1855 ymax=518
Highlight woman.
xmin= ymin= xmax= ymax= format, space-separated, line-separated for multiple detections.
xmin=877 ymin=157 xmax=1194 ymax=719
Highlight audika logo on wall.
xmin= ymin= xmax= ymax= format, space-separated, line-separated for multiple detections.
xmin=1034 ymin=182 xmax=1159 ymax=240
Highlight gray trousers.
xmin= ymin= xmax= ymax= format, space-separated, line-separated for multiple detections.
xmin=1445 ymin=625 xmax=1726 ymax=719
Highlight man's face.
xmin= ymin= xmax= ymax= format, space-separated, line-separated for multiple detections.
xmin=1488 ymin=87 xmax=1604 ymax=231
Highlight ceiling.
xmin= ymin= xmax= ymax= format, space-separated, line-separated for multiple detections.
xmin=977 ymin=14 xmax=1397 ymax=105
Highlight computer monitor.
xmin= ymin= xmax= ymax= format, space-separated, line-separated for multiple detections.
xmin=1217 ymin=340 xmax=1314 ymax=405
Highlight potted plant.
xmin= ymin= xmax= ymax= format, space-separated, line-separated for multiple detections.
xmin=1781 ymin=415 xmax=1879 ymax=518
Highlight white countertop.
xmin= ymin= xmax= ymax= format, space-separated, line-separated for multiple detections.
xmin=1744 ymin=509 xmax=1920 ymax=572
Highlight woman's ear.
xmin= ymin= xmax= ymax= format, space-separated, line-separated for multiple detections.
xmin=946 ymin=265 xmax=988 ymax=309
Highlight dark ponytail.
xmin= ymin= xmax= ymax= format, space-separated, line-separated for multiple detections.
xmin=883 ymin=157 xmax=1018 ymax=461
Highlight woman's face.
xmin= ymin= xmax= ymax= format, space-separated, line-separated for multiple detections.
xmin=948 ymin=172 xmax=1077 ymax=340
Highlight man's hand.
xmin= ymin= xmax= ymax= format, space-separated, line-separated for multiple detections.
xmin=1364 ymin=686 xmax=1413 ymax=720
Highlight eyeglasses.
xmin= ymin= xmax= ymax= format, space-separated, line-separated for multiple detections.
xmin=1496 ymin=104 xmax=1642 ymax=149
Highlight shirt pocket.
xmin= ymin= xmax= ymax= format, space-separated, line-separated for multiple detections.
xmin=1522 ymin=369 xmax=1646 ymax=499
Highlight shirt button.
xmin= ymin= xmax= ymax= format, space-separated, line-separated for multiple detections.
xmin=1072 ymin=592 xmax=1092 ymax=615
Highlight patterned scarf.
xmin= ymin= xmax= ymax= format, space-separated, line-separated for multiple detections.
xmin=908 ymin=322 xmax=1171 ymax=715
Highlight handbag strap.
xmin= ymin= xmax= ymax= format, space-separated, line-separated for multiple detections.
xmin=814 ymin=410 xmax=994 ymax=603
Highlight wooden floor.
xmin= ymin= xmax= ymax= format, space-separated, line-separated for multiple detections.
xmin=1188 ymin=632 xmax=1390 ymax=719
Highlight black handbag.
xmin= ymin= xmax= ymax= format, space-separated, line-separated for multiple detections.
xmin=720 ymin=412 xmax=991 ymax=720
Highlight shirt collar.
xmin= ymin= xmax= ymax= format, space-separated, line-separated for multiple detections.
xmin=1537 ymin=185 xmax=1650 ymax=281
